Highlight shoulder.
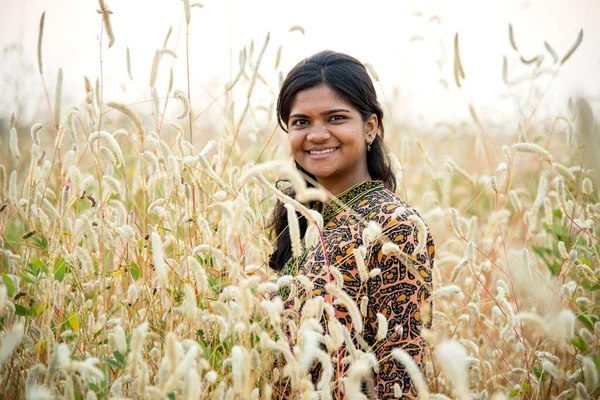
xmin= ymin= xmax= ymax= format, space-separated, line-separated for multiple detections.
xmin=362 ymin=188 xmax=434 ymax=262
xmin=356 ymin=186 xmax=420 ymax=228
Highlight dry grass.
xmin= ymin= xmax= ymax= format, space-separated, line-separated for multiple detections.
xmin=0 ymin=2 xmax=598 ymax=399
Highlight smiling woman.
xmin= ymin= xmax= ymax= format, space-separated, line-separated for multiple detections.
xmin=287 ymin=84 xmax=377 ymax=196
xmin=269 ymin=51 xmax=435 ymax=399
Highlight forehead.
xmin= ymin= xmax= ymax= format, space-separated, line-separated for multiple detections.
xmin=290 ymin=84 xmax=352 ymax=113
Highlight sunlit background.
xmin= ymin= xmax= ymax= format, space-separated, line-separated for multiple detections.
xmin=1 ymin=3 xmax=600 ymax=398
xmin=1 ymin=0 xmax=599 ymax=131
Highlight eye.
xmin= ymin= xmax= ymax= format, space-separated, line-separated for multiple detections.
xmin=291 ymin=119 xmax=309 ymax=127
xmin=329 ymin=115 xmax=346 ymax=122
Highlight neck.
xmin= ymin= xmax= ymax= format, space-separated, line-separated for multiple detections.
xmin=318 ymin=171 xmax=372 ymax=197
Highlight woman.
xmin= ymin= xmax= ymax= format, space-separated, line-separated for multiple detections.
xmin=269 ymin=50 xmax=434 ymax=399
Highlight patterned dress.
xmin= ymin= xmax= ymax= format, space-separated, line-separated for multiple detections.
xmin=281 ymin=180 xmax=435 ymax=399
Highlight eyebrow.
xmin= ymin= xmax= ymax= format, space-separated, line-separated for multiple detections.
xmin=289 ymin=109 xmax=351 ymax=119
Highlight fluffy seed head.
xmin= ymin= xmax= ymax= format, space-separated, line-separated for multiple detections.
xmin=176 ymin=93 xmax=190 ymax=119
xmin=582 ymin=356 xmax=598 ymax=393
xmin=182 ymin=0 xmax=191 ymax=23
xmin=541 ymin=360 xmax=560 ymax=380
xmin=512 ymin=142 xmax=552 ymax=162
xmin=107 ymin=101 xmax=146 ymax=146
xmin=10 ymin=128 xmax=20 ymax=161
xmin=450 ymin=259 xmax=468 ymax=282
xmin=0 ymin=323 xmax=24 ymax=367
xmin=98 ymin=0 xmax=115 ymax=47
xmin=326 ymin=284 xmax=363 ymax=333
xmin=582 ymin=177 xmax=593 ymax=195
xmin=284 ymin=203 xmax=301 ymax=258
xmin=556 ymin=179 xmax=568 ymax=212
xmin=184 ymin=283 xmax=197 ymax=321
xmin=451 ymin=208 xmax=463 ymax=238
xmin=54 ymin=68 xmax=63 ymax=128
xmin=376 ymin=313 xmax=388 ymax=341
xmin=576 ymin=382 xmax=590 ymax=400
xmin=353 ymin=248 xmax=369 ymax=282
xmin=151 ymin=231 xmax=168 ymax=287
xmin=392 ymin=348 xmax=430 ymax=399
xmin=508 ymin=190 xmax=522 ymax=213
xmin=490 ymin=175 xmax=498 ymax=192
xmin=408 ymin=214 xmax=428 ymax=253
xmin=31 ymin=124 xmax=43 ymax=146
xmin=435 ymin=341 xmax=469 ymax=400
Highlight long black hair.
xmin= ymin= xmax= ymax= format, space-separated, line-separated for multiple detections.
xmin=268 ymin=50 xmax=396 ymax=271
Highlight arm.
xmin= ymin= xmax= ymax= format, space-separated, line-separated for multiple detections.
xmin=366 ymin=214 xmax=434 ymax=399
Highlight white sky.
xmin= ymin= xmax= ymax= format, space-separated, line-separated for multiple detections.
xmin=0 ymin=0 xmax=599 ymax=130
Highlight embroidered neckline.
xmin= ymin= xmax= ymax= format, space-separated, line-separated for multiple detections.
xmin=279 ymin=180 xmax=384 ymax=282
xmin=320 ymin=180 xmax=384 ymax=224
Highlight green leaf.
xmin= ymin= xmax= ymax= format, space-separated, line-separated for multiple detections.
xmin=2 ymin=273 xmax=15 ymax=297
xmin=577 ymin=314 xmax=598 ymax=331
xmin=212 ymin=350 xmax=223 ymax=369
xmin=208 ymin=276 xmax=223 ymax=293
xmin=18 ymin=271 xmax=36 ymax=284
xmin=61 ymin=330 xmax=78 ymax=341
xmin=167 ymin=393 xmax=176 ymax=400
xmin=103 ymin=363 xmax=110 ymax=393
xmin=30 ymin=259 xmax=45 ymax=268
xmin=54 ymin=258 xmax=68 ymax=282
xmin=15 ymin=304 xmax=29 ymax=316
xmin=508 ymin=388 xmax=519 ymax=398
xmin=28 ymin=259 xmax=46 ymax=276
xmin=579 ymin=256 xmax=592 ymax=267
xmin=104 ymin=358 xmax=120 ymax=369
xmin=29 ymin=258 xmax=44 ymax=268
xmin=130 ymin=261 xmax=140 ymax=281
xmin=114 ymin=350 xmax=126 ymax=367
xmin=531 ymin=246 xmax=561 ymax=276
xmin=29 ymin=259 xmax=50 ymax=276
xmin=33 ymin=302 xmax=46 ymax=317
xmin=88 ymin=382 xmax=101 ymax=395
xmin=571 ymin=336 xmax=588 ymax=352
xmin=32 ymin=236 xmax=48 ymax=250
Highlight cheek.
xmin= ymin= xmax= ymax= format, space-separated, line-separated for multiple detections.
xmin=289 ymin=133 xmax=304 ymax=153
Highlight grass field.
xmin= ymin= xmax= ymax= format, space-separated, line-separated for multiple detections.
xmin=0 ymin=2 xmax=599 ymax=399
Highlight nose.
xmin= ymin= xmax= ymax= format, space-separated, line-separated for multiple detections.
xmin=306 ymin=123 xmax=330 ymax=142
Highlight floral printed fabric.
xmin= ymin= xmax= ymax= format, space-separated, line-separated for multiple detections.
xmin=282 ymin=180 xmax=435 ymax=399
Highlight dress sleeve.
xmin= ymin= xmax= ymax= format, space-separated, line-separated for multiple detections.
xmin=365 ymin=212 xmax=434 ymax=399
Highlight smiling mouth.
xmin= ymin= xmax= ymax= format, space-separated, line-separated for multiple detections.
xmin=308 ymin=147 xmax=339 ymax=155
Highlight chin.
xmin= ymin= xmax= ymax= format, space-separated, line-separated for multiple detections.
xmin=306 ymin=170 xmax=334 ymax=181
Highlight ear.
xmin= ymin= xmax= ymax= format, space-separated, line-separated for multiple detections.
xmin=364 ymin=113 xmax=378 ymax=143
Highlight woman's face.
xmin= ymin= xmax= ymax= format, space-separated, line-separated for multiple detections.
xmin=287 ymin=83 xmax=378 ymax=195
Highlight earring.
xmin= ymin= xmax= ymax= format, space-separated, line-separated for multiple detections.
xmin=367 ymin=142 xmax=372 ymax=152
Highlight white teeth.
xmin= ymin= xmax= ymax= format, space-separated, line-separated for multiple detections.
xmin=309 ymin=148 xmax=336 ymax=155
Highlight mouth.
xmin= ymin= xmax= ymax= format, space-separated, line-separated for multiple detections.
xmin=307 ymin=147 xmax=339 ymax=156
